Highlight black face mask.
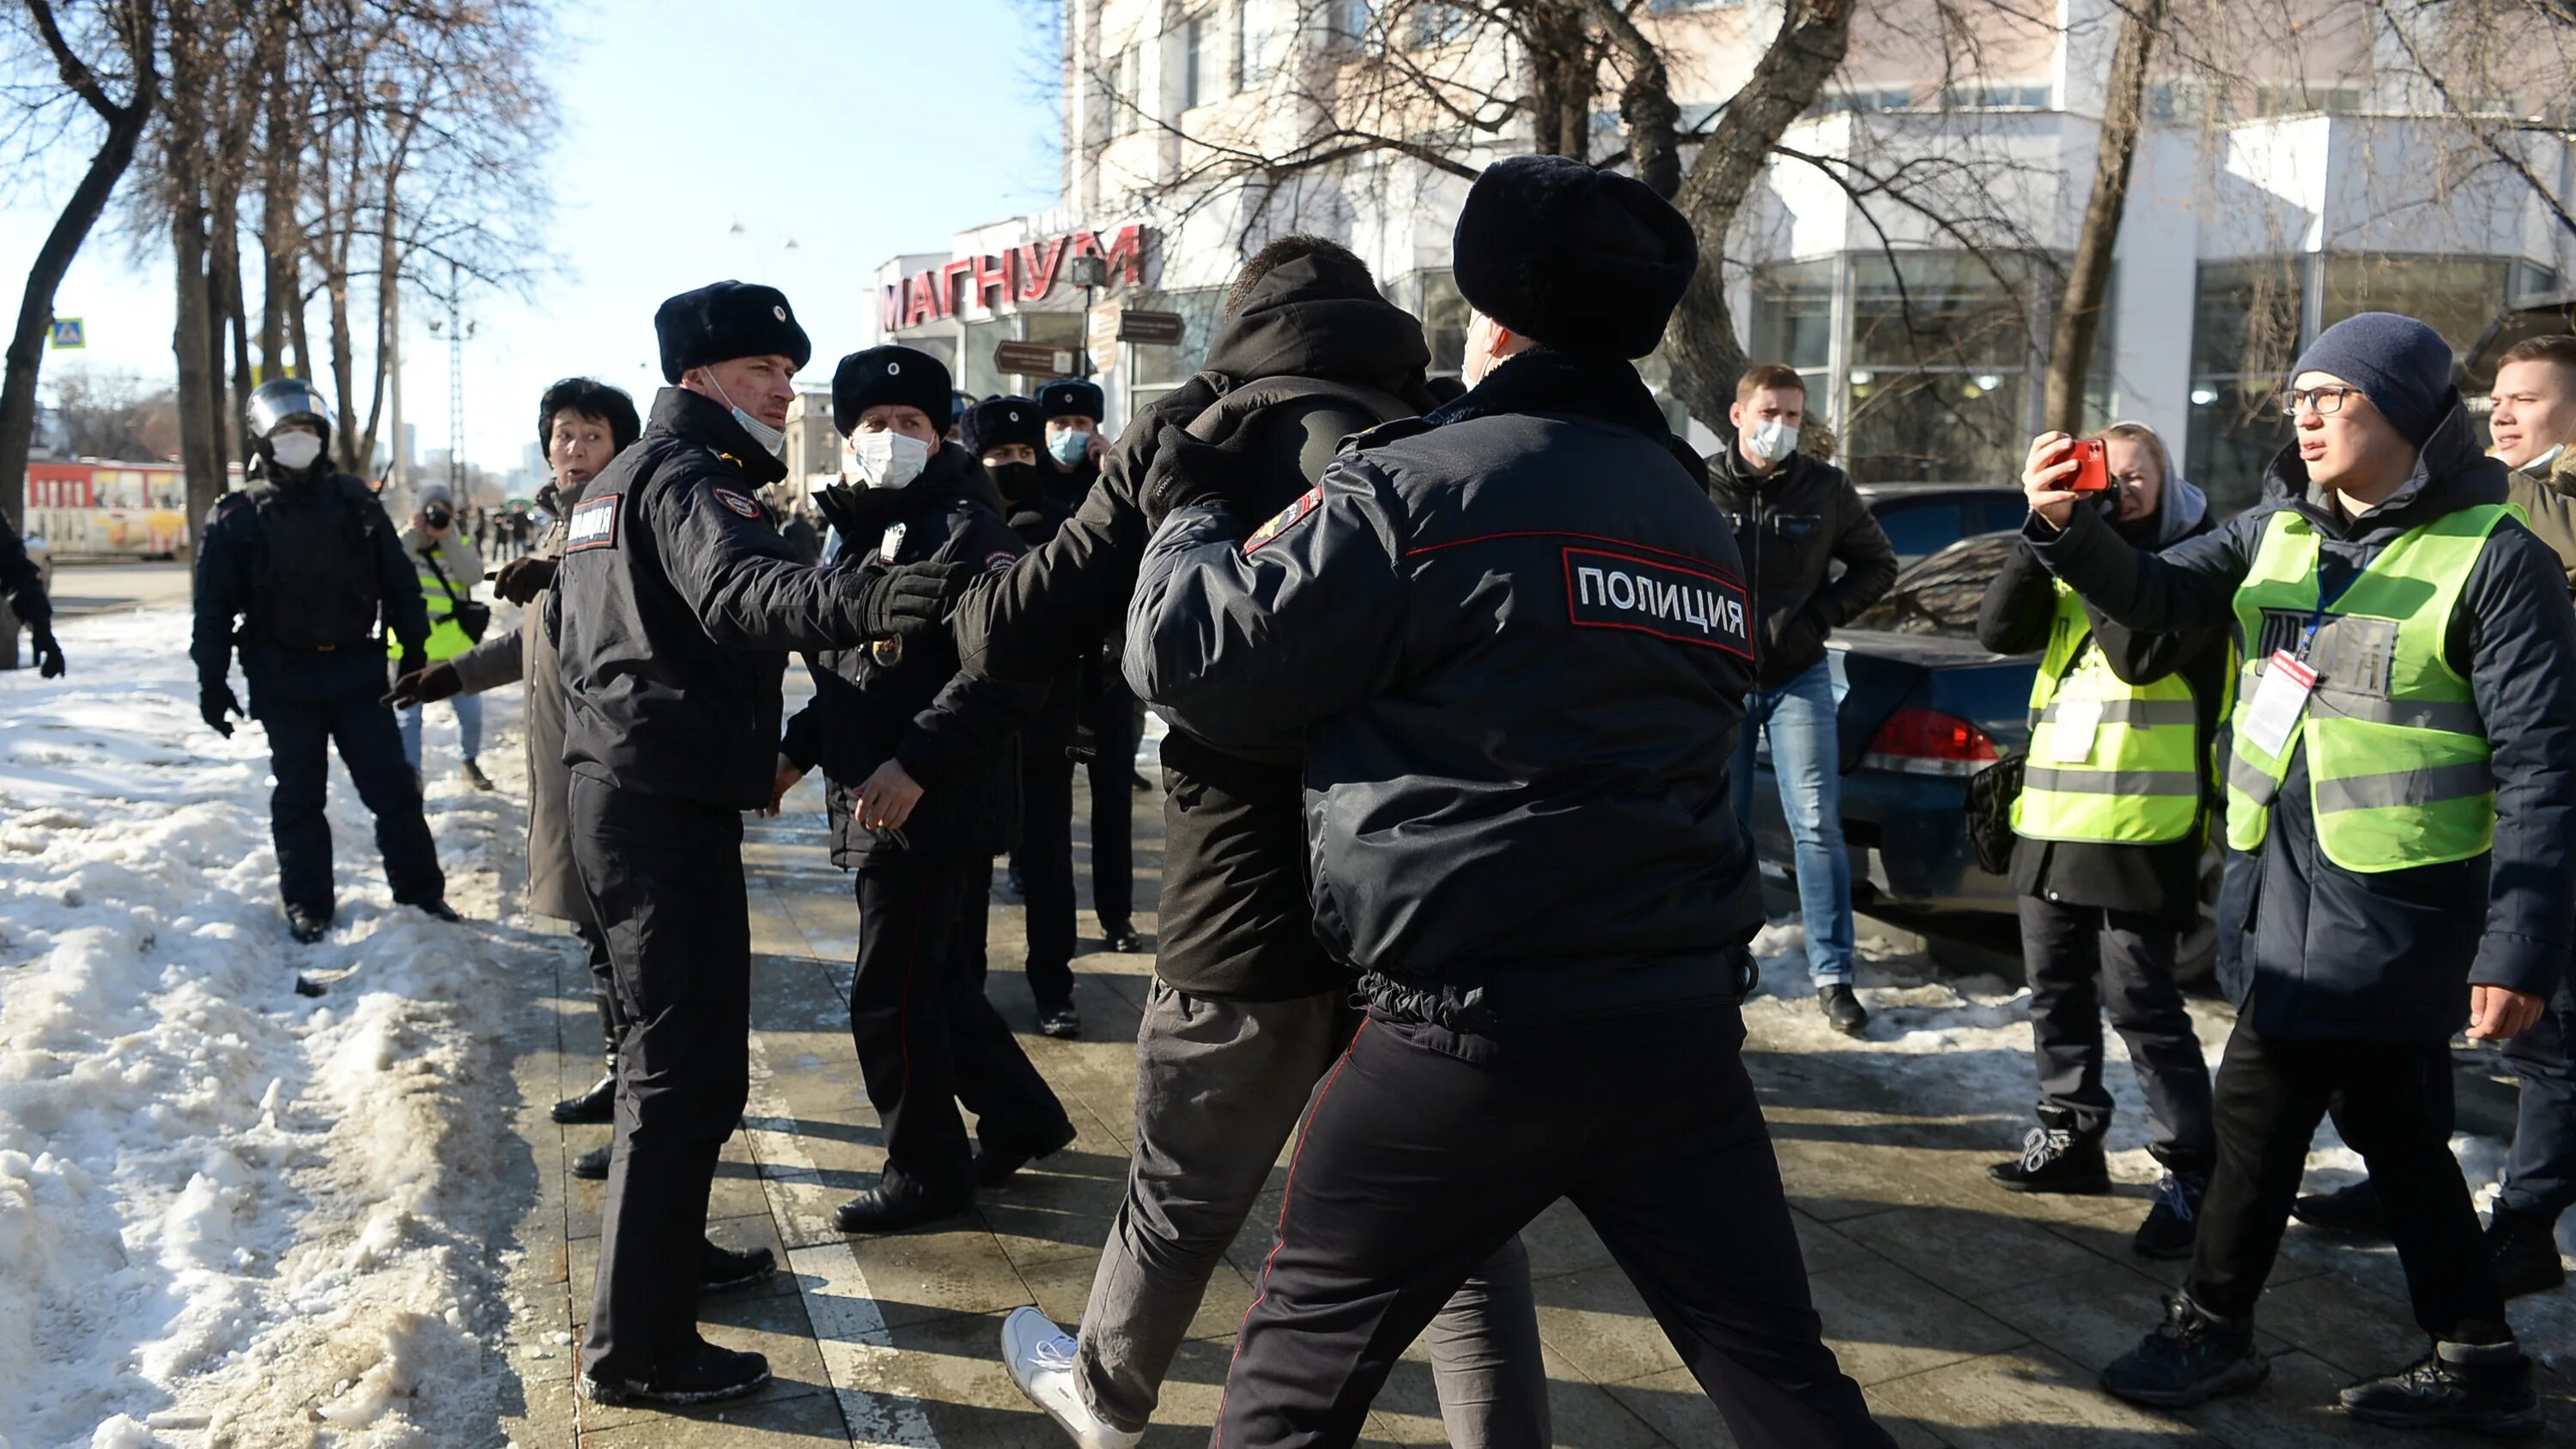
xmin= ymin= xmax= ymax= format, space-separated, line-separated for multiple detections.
xmin=988 ymin=461 xmax=1044 ymax=506
xmin=424 ymin=506 xmax=453 ymax=530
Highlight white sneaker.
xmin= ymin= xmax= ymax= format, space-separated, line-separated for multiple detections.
xmin=1000 ymin=1307 xmax=1140 ymax=1449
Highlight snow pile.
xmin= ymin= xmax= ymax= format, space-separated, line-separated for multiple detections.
xmin=0 ymin=608 xmax=548 ymax=1447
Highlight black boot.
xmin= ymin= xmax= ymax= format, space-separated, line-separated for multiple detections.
xmin=580 ymin=1339 xmax=770 ymax=1407
xmin=571 ymin=1143 xmax=611 ymax=1180
xmin=2486 ymin=1206 xmax=2567 ymax=1300
xmin=701 ymin=1239 xmax=776 ymax=1293
xmin=285 ymin=905 xmax=331 ymax=944
xmin=2100 ymin=1293 xmax=2269 ymax=1408
xmin=2132 ymin=1167 xmax=2208 ymax=1261
xmin=551 ymin=1069 xmax=616 ymax=1125
xmin=2291 ymin=1178 xmax=2386 ymax=1237
xmin=1989 ymin=1109 xmax=2111 ymax=1194
xmin=2338 ymin=1340 xmax=2544 ymax=1436
xmin=835 ymin=1176 xmax=971 ymax=1234
xmin=1036 ymin=1003 xmax=1082 ymax=1040
xmin=1818 ymin=983 xmax=1868 ymax=1036
xmin=974 ymin=1119 xmax=1079 ymax=1189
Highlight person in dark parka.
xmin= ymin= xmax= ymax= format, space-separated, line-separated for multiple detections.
xmin=776 ymin=351 xmax=1074 ymax=1234
xmin=1976 ymin=420 xmax=2223 ymax=1259
xmin=551 ymin=282 xmax=960 ymax=1410
xmin=0 ymin=505 xmax=63 ymax=677
xmin=2032 ymin=312 xmax=2575 ymax=1434
xmin=1122 ymin=157 xmax=1896 ymax=1449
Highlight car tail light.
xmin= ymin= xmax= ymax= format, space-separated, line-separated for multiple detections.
xmin=1862 ymin=706 xmax=2000 ymax=777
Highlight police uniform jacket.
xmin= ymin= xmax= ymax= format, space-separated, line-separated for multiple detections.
xmin=778 ymin=446 xmax=1049 ymax=868
xmin=190 ymin=468 xmax=431 ymax=703
xmin=550 ymin=387 xmax=890 ymax=812
xmin=1127 ymin=348 xmax=1766 ymax=1028
xmin=2032 ymin=397 xmax=2576 ymax=1040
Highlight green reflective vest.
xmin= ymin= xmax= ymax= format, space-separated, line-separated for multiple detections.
xmin=2223 ymin=504 xmax=2509 ymax=871
xmin=2011 ymin=581 xmax=2203 ymax=846
xmin=388 ymin=538 xmax=479 ymax=663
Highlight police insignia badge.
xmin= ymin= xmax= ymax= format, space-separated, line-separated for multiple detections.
xmin=1563 ymin=545 xmax=1753 ymax=658
xmin=1243 ymin=487 xmax=1322 ymax=555
xmin=984 ymin=549 xmax=1017 ymax=574
xmin=872 ymin=637 xmax=903 ymax=667
xmin=713 ymin=488 xmax=762 ymax=518
xmin=565 ymin=494 xmax=621 ymax=552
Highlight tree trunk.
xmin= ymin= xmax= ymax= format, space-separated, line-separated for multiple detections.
xmin=2043 ymin=0 xmax=2168 ymax=433
xmin=258 ymin=69 xmax=297 ymax=379
xmin=0 ymin=100 xmax=151 ymax=534
xmin=1581 ymin=0 xmax=1680 ymax=196
xmin=173 ymin=197 xmax=225 ymax=554
xmin=213 ymin=209 xmax=254 ymax=464
xmin=1662 ymin=0 xmax=1856 ymax=430
xmin=1522 ymin=0 xmax=1595 ymax=157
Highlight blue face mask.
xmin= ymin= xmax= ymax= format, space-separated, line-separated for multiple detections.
xmin=1047 ymin=427 xmax=1092 ymax=466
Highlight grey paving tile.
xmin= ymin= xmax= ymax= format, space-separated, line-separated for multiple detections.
xmin=1807 ymin=1257 xmax=2028 ymax=1388
xmin=1605 ymin=1364 xmax=1953 ymax=1448
xmin=578 ymin=1386 xmax=849 ymax=1447
xmin=1838 ymin=1202 xmax=2115 ymax=1301
xmin=1861 ymin=1343 xmax=2214 ymax=1446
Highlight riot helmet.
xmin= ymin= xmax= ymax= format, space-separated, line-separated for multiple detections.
xmin=247 ymin=378 xmax=335 ymax=478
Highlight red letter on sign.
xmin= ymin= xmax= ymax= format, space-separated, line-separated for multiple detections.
xmin=1101 ymin=224 xmax=1146 ymax=284
xmin=904 ymin=273 xmax=939 ymax=328
xmin=883 ymin=283 xmax=903 ymax=332
xmin=1018 ymin=236 xmax=1067 ymax=301
xmin=972 ymin=253 xmax=1012 ymax=312
xmin=939 ymin=260 xmax=976 ymax=319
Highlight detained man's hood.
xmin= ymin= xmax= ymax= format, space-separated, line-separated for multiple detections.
xmin=1200 ymin=252 xmax=1438 ymax=406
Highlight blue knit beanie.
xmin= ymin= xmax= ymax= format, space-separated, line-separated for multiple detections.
xmin=2289 ymin=312 xmax=2453 ymax=446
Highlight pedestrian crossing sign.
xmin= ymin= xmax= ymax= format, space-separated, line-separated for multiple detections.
xmin=47 ymin=318 xmax=83 ymax=349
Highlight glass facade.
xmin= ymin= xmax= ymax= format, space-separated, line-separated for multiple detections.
xmin=1845 ymin=252 xmax=2039 ymax=485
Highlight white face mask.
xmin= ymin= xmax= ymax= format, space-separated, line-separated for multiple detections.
xmin=846 ymin=430 xmax=932 ymax=490
xmin=705 ymin=374 xmax=786 ymax=456
xmin=269 ymin=432 xmax=325 ymax=472
xmin=1745 ymin=418 xmax=1798 ymax=465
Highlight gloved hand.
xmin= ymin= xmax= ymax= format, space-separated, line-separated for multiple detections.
xmin=383 ymin=661 xmax=462 ymax=707
xmin=1139 ymin=424 xmax=1264 ymax=532
xmin=27 ymin=621 xmax=63 ymax=678
xmin=200 ymin=681 xmax=244 ymax=737
xmin=491 ymin=555 xmax=557 ymax=605
xmin=846 ymin=558 xmax=963 ymax=640
xmin=398 ymin=649 xmax=427 ymax=682
xmin=814 ymin=483 xmax=913 ymax=549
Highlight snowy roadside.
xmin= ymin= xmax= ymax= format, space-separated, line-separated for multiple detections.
xmin=1749 ymin=919 xmax=2576 ymax=1364
xmin=1 ymin=606 xmax=554 ymax=1449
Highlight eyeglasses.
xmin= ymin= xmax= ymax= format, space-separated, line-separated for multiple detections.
xmin=2275 ymin=385 xmax=2365 ymax=418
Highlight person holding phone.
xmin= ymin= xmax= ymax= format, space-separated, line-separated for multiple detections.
xmin=2026 ymin=312 xmax=2574 ymax=1432
xmin=1975 ymin=421 xmax=2223 ymax=1259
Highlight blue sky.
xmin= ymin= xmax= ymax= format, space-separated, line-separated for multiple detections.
xmin=0 ymin=0 xmax=1064 ymax=473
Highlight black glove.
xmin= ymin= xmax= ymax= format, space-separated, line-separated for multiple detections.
xmin=847 ymin=559 xmax=963 ymax=640
xmin=384 ymin=661 xmax=462 ymax=707
xmin=27 ymin=621 xmax=63 ymax=678
xmin=491 ymin=555 xmax=557 ymax=605
xmin=398 ymin=649 xmax=427 ymax=681
xmin=814 ymin=483 xmax=915 ymax=548
xmin=200 ymin=682 xmax=244 ymax=737
xmin=1139 ymin=424 xmax=1264 ymax=533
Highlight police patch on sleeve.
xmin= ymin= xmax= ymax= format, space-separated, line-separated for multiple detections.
xmin=565 ymin=493 xmax=621 ymax=553
xmin=713 ymin=488 xmax=761 ymax=518
xmin=983 ymin=549 xmax=1017 ymax=575
xmin=1243 ymin=487 xmax=1321 ymax=555
xmin=1564 ymin=546 xmax=1752 ymax=658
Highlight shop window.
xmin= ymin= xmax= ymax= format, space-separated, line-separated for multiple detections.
xmin=961 ymin=318 xmax=1013 ymax=399
xmin=1845 ymin=369 xmax=2027 ymax=484
xmin=1127 ymin=288 xmax=1229 ymax=386
xmin=1850 ymin=252 xmax=2034 ymax=371
xmin=2184 ymin=258 xmax=2302 ymax=512
xmin=2320 ymin=254 xmax=2512 ymax=356
xmin=1748 ymin=259 xmax=1833 ymax=370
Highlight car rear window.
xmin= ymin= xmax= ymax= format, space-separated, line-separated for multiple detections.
xmin=1844 ymin=532 xmax=2021 ymax=639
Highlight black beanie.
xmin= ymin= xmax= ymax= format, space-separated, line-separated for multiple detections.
xmin=654 ymin=281 xmax=811 ymax=383
xmin=2288 ymin=312 xmax=2455 ymax=447
xmin=1036 ymin=379 xmax=1104 ymax=422
xmin=963 ymin=396 xmax=1045 ymax=457
xmin=1450 ymin=155 xmax=1697 ymax=360
xmin=831 ymin=346 xmax=955 ymax=433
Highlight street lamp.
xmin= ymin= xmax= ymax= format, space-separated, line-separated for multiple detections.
xmin=1067 ymin=254 xmax=1109 ymax=377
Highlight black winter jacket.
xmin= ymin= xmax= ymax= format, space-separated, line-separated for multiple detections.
xmin=0 ymin=506 xmax=48 ymax=627
xmin=1128 ymin=349 xmax=1765 ymax=1028
xmin=191 ymin=468 xmax=429 ymax=689
xmin=2031 ymin=397 xmax=2576 ymax=1040
xmin=1978 ymin=489 xmax=2229 ymax=924
xmin=780 ymin=447 xmax=1048 ymax=867
xmin=1705 ymin=446 xmax=1899 ymax=687
xmin=954 ymin=251 xmax=1441 ymax=1001
xmin=551 ymin=387 xmax=894 ymax=811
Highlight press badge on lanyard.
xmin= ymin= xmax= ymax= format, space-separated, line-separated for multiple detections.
xmin=2240 ymin=651 xmax=2317 ymax=756
xmin=2044 ymin=697 xmax=2105 ymax=762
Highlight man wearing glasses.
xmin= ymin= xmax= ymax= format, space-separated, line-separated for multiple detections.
xmin=2024 ymin=312 xmax=2576 ymax=1434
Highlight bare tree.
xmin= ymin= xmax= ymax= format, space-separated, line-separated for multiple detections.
xmin=49 ymin=364 xmax=179 ymax=459
xmin=2043 ymin=0 xmax=2169 ymax=433
xmin=0 ymin=0 xmax=158 ymax=534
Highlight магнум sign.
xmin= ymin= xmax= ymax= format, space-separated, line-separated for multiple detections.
xmin=881 ymin=226 xmax=1147 ymax=331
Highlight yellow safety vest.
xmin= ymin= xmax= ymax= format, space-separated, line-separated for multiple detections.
xmin=2224 ymin=504 xmax=2509 ymax=871
xmin=389 ymin=541 xmax=478 ymax=663
xmin=2012 ymin=581 xmax=2203 ymax=846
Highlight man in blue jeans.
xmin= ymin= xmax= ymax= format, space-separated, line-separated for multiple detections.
xmin=1709 ymin=365 xmax=1898 ymax=1034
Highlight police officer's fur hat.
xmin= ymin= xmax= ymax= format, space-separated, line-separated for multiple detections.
xmin=654 ymin=280 xmax=811 ymax=383
xmin=1036 ymin=379 xmax=1104 ymax=423
xmin=831 ymin=346 xmax=955 ymax=434
xmin=962 ymin=396 xmax=1045 ymax=458
xmin=1451 ymin=155 xmax=1698 ymax=361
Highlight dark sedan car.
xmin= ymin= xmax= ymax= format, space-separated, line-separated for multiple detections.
xmin=1747 ymin=527 xmax=2221 ymax=978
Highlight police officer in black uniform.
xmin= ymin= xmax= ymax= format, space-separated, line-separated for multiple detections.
xmin=191 ymin=378 xmax=453 ymax=956
xmin=553 ymin=283 xmax=960 ymax=1410
xmin=1125 ymin=158 xmax=1896 ymax=1448
xmin=1036 ymin=378 xmax=1143 ymax=955
xmin=1 ymin=503 xmax=64 ymax=677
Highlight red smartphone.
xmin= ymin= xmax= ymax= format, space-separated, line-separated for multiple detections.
xmin=2067 ymin=438 xmax=2111 ymax=494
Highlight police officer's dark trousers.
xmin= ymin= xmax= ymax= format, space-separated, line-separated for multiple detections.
xmin=851 ymin=854 xmax=1071 ymax=1197
xmin=1215 ymin=999 xmax=1894 ymax=1449
xmin=2189 ymin=1016 xmax=2512 ymax=1343
xmin=2499 ymin=973 xmax=2576 ymax=1226
xmin=570 ymin=773 xmax=749 ymax=1384
xmin=1012 ymin=751 xmax=1078 ymax=1012
xmin=246 ymin=645 xmax=443 ymax=916
xmin=1079 ymin=660 xmax=1135 ymax=936
xmin=2019 ymin=897 xmax=2215 ymax=1166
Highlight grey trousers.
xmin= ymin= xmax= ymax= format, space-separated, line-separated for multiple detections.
xmin=1077 ymin=980 xmax=1549 ymax=1442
